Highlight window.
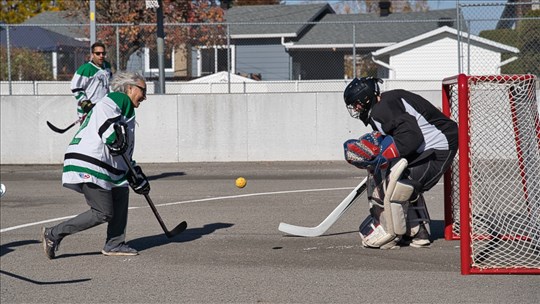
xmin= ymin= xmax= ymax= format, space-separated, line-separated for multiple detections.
xmin=197 ymin=45 xmax=235 ymax=77
xmin=144 ymin=47 xmax=174 ymax=73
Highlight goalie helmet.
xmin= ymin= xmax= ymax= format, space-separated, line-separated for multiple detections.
xmin=343 ymin=77 xmax=383 ymax=125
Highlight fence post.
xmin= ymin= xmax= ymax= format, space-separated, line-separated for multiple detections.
xmin=353 ymin=24 xmax=356 ymax=78
xmin=227 ymin=24 xmax=231 ymax=94
xmin=457 ymin=3 xmax=462 ymax=74
xmin=6 ymin=25 xmax=12 ymax=95
xmin=116 ymin=25 xmax=120 ymax=71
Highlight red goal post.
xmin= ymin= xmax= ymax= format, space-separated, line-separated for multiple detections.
xmin=442 ymin=74 xmax=540 ymax=275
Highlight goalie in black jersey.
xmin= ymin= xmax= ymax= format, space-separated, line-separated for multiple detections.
xmin=343 ymin=77 xmax=458 ymax=249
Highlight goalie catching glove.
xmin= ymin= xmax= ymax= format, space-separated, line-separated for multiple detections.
xmin=344 ymin=131 xmax=399 ymax=171
xmin=106 ymin=122 xmax=129 ymax=156
xmin=127 ymin=164 xmax=150 ymax=195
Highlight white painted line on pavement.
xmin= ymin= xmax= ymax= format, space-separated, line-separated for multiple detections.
xmin=0 ymin=186 xmax=354 ymax=233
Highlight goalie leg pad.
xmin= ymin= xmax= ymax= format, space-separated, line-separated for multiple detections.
xmin=382 ymin=159 xmax=411 ymax=236
xmin=388 ymin=179 xmax=416 ymax=235
xmin=359 ymin=205 xmax=397 ymax=249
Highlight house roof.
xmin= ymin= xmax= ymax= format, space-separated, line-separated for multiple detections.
xmin=189 ymin=71 xmax=256 ymax=83
xmin=0 ymin=26 xmax=86 ymax=52
xmin=371 ymin=25 xmax=520 ymax=57
xmin=288 ymin=9 xmax=463 ymax=49
xmin=225 ymin=3 xmax=334 ymax=39
xmin=23 ymin=11 xmax=88 ymax=41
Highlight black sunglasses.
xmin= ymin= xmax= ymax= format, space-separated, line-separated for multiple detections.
xmin=93 ymin=51 xmax=107 ymax=56
xmin=133 ymin=84 xmax=147 ymax=97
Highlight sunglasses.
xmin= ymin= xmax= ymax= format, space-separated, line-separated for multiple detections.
xmin=133 ymin=84 xmax=147 ymax=97
xmin=93 ymin=52 xmax=107 ymax=56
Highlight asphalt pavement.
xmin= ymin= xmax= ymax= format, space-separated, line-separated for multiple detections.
xmin=1 ymin=162 xmax=538 ymax=303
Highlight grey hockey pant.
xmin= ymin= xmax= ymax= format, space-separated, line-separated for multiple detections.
xmin=50 ymin=183 xmax=130 ymax=248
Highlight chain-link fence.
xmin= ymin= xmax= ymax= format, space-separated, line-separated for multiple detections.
xmin=1 ymin=2 xmax=539 ymax=95
xmin=458 ymin=2 xmax=540 ymax=76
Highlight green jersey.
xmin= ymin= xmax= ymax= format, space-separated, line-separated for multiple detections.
xmin=63 ymin=92 xmax=136 ymax=192
xmin=70 ymin=61 xmax=112 ymax=119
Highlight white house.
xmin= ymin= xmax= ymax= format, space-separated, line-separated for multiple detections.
xmin=371 ymin=26 xmax=520 ymax=80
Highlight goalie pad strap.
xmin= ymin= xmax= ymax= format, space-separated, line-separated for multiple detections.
xmin=406 ymin=194 xmax=431 ymax=237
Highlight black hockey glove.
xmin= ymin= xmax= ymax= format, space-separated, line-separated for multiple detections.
xmin=128 ymin=165 xmax=150 ymax=195
xmin=107 ymin=122 xmax=129 ymax=156
xmin=79 ymin=100 xmax=95 ymax=113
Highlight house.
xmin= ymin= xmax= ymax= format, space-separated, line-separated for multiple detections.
xmin=371 ymin=26 xmax=520 ymax=79
xmin=22 ymin=11 xmax=164 ymax=78
xmin=215 ymin=3 xmax=472 ymax=81
xmin=19 ymin=3 xmax=521 ymax=83
xmin=0 ymin=25 xmax=87 ymax=80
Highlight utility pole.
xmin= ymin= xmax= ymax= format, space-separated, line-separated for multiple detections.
xmin=90 ymin=0 xmax=96 ymax=44
xmin=156 ymin=0 xmax=165 ymax=94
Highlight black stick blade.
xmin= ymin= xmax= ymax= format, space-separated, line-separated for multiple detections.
xmin=46 ymin=120 xmax=77 ymax=134
xmin=165 ymin=221 xmax=187 ymax=238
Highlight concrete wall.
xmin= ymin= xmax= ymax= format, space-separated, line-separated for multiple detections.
xmin=2 ymin=90 xmax=441 ymax=164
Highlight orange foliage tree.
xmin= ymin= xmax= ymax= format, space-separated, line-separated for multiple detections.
xmin=64 ymin=0 xmax=225 ymax=70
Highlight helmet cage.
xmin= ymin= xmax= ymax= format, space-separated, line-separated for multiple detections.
xmin=343 ymin=77 xmax=382 ymax=124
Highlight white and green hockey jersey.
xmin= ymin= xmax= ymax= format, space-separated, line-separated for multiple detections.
xmin=70 ymin=61 xmax=112 ymax=119
xmin=63 ymin=92 xmax=136 ymax=192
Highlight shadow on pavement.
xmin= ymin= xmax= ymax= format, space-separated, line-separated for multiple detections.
xmin=1 ymin=240 xmax=92 ymax=285
xmin=129 ymin=222 xmax=234 ymax=251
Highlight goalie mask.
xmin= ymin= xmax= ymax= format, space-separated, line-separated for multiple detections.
xmin=343 ymin=77 xmax=383 ymax=126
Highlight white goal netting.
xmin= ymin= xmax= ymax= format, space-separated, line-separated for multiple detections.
xmin=443 ymin=74 xmax=540 ymax=274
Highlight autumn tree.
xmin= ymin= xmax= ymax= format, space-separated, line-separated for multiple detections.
xmin=0 ymin=0 xmax=70 ymax=24
xmin=62 ymin=0 xmax=225 ymax=70
xmin=0 ymin=47 xmax=53 ymax=80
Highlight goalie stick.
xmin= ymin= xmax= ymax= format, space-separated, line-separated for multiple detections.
xmin=278 ymin=177 xmax=368 ymax=237
xmin=46 ymin=117 xmax=82 ymax=134
xmin=120 ymin=153 xmax=187 ymax=238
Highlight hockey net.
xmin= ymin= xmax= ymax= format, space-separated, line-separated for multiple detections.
xmin=442 ymin=74 xmax=540 ymax=275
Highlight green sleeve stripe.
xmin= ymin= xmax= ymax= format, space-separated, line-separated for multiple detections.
xmin=63 ymin=165 xmax=127 ymax=185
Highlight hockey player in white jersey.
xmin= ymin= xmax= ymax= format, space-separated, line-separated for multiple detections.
xmin=343 ymin=77 xmax=458 ymax=249
xmin=70 ymin=42 xmax=112 ymax=122
xmin=41 ymin=71 xmax=149 ymax=259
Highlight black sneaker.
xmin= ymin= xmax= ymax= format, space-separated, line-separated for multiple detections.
xmin=410 ymin=224 xmax=431 ymax=248
xmin=101 ymin=242 xmax=138 ymax=256
xmin=41 ymin=227 xmax=61 ymax=259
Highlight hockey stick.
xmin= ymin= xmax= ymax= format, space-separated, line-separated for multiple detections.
xmin=120 ymin=154 xmax=187 ymax=238
xmin=46 ymin=117 xmax=82 ymax=134
xmin=278 ymin=177 xmax=368 ymax=237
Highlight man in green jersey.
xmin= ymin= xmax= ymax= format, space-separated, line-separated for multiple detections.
xmin=70 ymin=42 xmax=112 ymax=122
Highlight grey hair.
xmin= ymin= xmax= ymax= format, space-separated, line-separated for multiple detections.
xmin=110 ymin=71 xmax=146 ymax=93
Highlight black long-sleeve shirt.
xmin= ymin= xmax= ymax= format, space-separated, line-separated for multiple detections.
xmin=369 ymin=89 xmax=458 ymax=162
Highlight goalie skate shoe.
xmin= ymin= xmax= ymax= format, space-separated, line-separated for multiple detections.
xmin=41 ymin=227 xmax=62 ymax=259
xmin=410 ymin=224 xmax=431 ymax=248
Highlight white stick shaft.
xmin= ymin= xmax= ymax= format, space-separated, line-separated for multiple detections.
xmin=278 ymin=177 xmax=368 ymax=237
